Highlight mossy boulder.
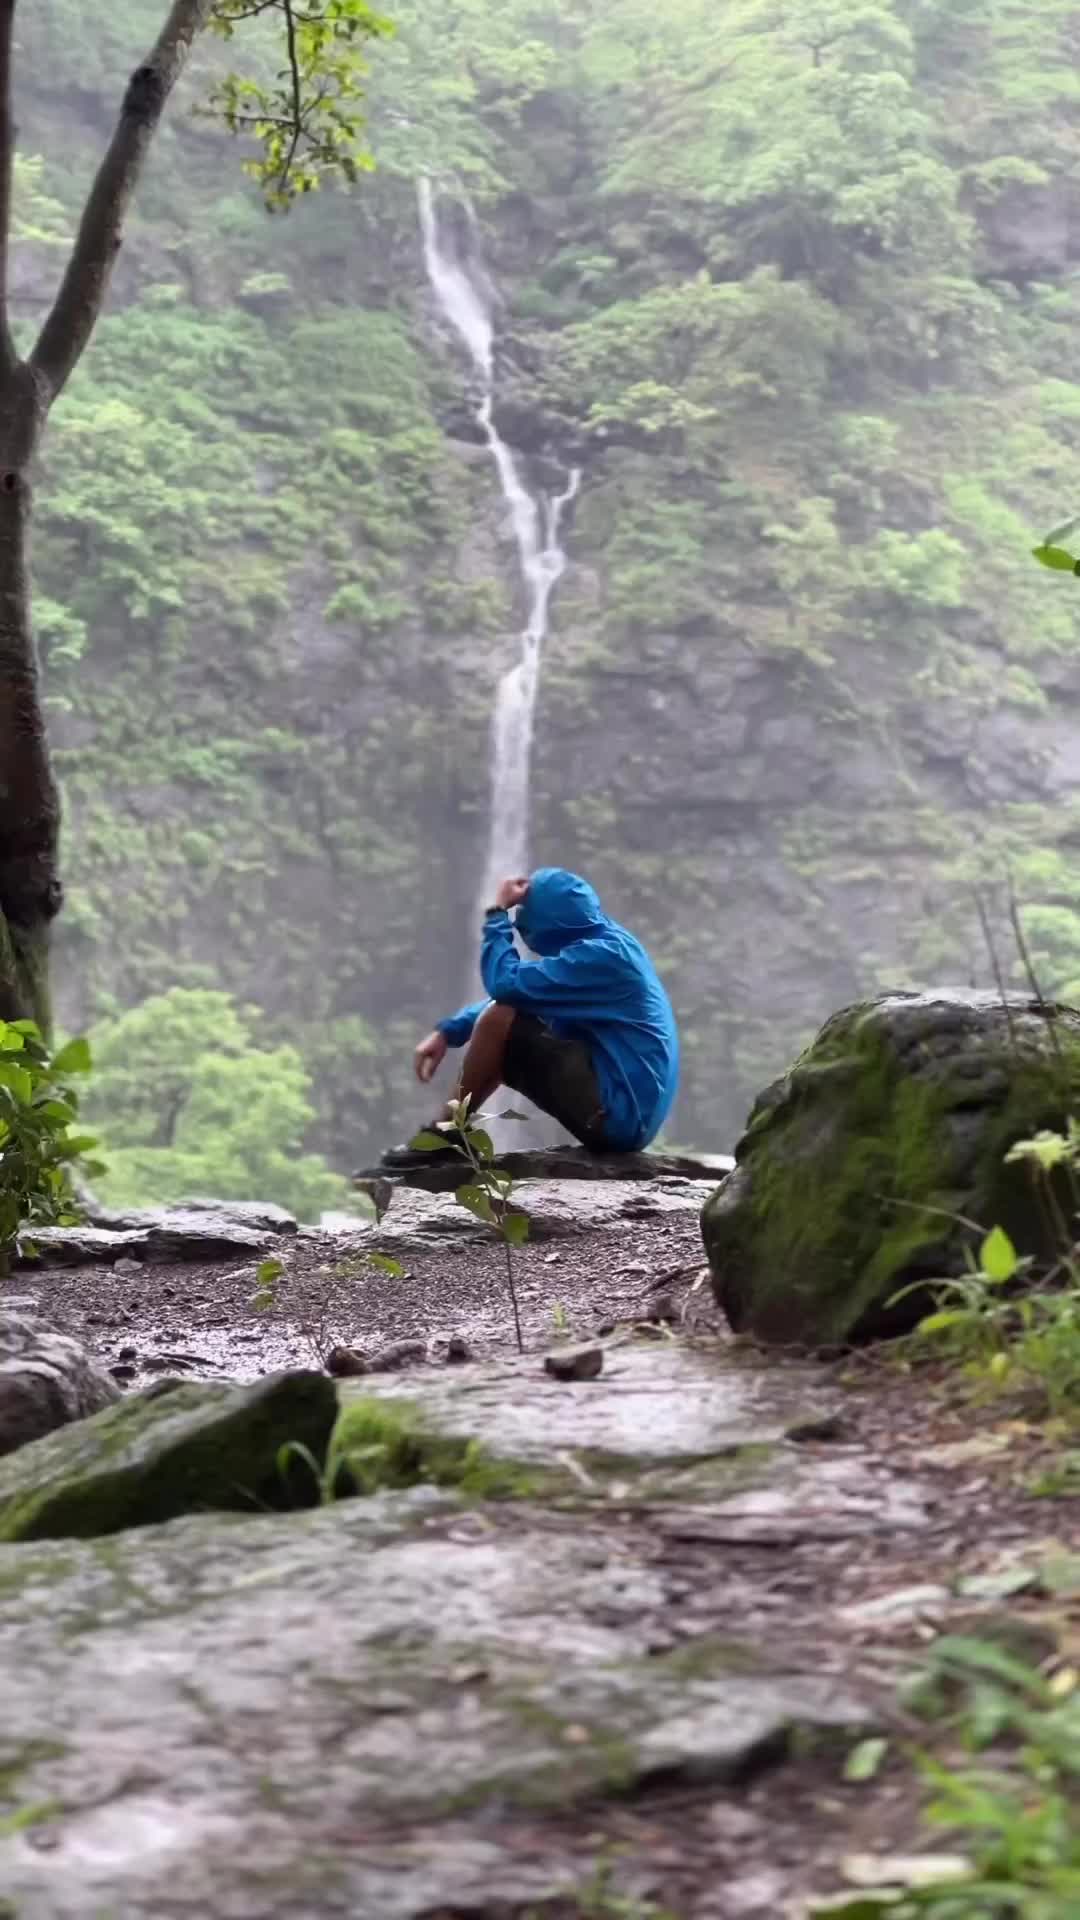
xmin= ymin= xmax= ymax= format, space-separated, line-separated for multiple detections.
xmin=0 ymin=1369 xmax=337 ymax=1542
xmin=701 ymin=989 xmax=1080 ymax=1346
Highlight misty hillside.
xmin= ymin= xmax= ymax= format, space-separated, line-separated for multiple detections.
xmin=18 ymin=0 xmax=1080 ymax=1180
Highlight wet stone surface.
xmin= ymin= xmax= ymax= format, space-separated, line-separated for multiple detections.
xmin=349 ymin=1339 xmax=843 ymax=1468
xmin=0 ymin=1311 xmax=119 ymax=1459
xmin=361 ymin=1173 xmax=719 ymax=1251
xmin=0 ymin=1183 xmax=1068 ymax=1918
xmin=359 ymin=1143 xmax=736 ymax=1195
xmin=0 ymin=1385 xmax=872 ymax=1919
xmin=16 ymin=1202 xmax=302 ymax=1269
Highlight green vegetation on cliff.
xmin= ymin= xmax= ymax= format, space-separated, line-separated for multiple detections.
xmin=19 ymin=0 xmax=1080 ymax=1179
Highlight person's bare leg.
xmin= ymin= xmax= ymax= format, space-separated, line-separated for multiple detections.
xmin=435 ymin=1002 xmax=516 ymax=1122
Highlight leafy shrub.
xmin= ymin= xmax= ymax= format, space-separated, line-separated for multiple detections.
xmin=83 ymin=988 xmax=355 ymax=1223
xmin=898 ymin=1131 xmax=1080 ymax=1424
xmin=0 ymin=1023 xmax=97 ymax=1271
xmin=817 ymin=1637 xmax=1080 ymax=1920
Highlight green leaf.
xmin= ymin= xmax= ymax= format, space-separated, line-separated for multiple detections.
xmin=455 ymin=1183 xmax=495 ymax=1223
xmin=276 ymin=1439 xmax=324 ymax=1495
xmin=409 ymin=1129 xmax=456 ymax=1152
xmin=502 ymin=1209 xmax=530 ymax=1246
xmin=930 ymin=1635 xmax=1048 ymax=1699
xmin=466 ymin=1128 xmax=495 ymax=1161
xmin=1040 ymin=1551 xmax=1080 ymax=1597
xmin=0 ymin=1029 xmax=25 ymax=1052
xmin=51 ymin=1037 xmax=92 ymax=1075
xmin=1005 ymin=1129 xmax=1070 ymax=1170
xmin=844 ymin=1737 xmax=889 ymax=1783
xmin=53 ymin=1134 xmax=99 ymax=1161
xmin=956 ymin=1567 xmax=1036 ymax=1601
xmin=256 ymin=1257 xmax=284 ymax=1286
xmin=1032 ymin=544 xmax=1079 ymax=571
xmin=915 ymin=1309 xmax=971 ymax=1335
xmin=0 ymin=1062 xmax=33 ymax=1105
xmin=808 ymin=1901 xmax=902 ymax=1918
xmin=979 ymin=1226 xmax=1018 ymax=1283
xmin=364 ymin=1252 xmax=404 ymax=1277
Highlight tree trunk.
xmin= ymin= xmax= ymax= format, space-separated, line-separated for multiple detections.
xmin=0 ymin=362 xmax=59 ymax=1030
xmin=0 ymin=0 xmax=217 ymax=1030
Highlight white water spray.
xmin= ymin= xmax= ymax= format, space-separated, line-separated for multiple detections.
xmin=418 ymin=181 xmax=580 ymax=907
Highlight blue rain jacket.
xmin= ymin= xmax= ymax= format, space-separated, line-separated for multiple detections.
xmin=437 ymin=867 xmax=679 ymax=1151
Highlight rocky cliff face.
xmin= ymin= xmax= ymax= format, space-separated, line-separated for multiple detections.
xmin=22 ymin=0 xmax=1080 ymax=1166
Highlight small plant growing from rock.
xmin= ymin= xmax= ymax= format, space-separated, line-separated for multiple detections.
xmin=0 ymin=1022 xmax=99 ymax=1275
xmin=278 ymin=1397 xmax=544 ymax=1505
xmin=894 ymin=1146 xmax=1080 ymax=1422
xmin=813 ymin=1635 xmax=1080 ymax=1920
xmin=249 ymin=1245 xmax=404 ymax=1370
xmin=409 ymin=1098 xmax=528 ymax=1352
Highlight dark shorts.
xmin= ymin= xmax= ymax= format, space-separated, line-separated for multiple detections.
xmin=502 ymin=1012 xmax=607 ymax=1151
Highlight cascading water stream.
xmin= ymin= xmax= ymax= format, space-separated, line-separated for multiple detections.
xmin=417 ymin=181 xmax=580 ymax=917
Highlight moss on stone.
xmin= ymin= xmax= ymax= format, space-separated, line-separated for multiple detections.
xmin=0 ymin=1798 xmax=63 ymax=1837
xmin=715 ymin=1013 xmax=953 ymax=1342
xmin=327 ymin=1397 xmax=553 ymax=1502
xmin=0 ymin=1741 xmax=67 ymax=1812
xmin=703 ymin=993 xmax=1080 ymax=1346
xmin=0 ymin=1372 xmax=337 ymax=1543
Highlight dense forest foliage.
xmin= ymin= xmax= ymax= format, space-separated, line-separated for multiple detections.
xmin=15 ymin=0 xmax=1080 ymax=1202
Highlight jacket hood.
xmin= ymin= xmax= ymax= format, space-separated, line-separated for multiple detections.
xmin=515 ymin=867 xmax=607 ymax=956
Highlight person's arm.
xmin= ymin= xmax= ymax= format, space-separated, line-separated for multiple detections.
xmin=412 ymin=998 xmax=489 ymax=1085
xmin=439 ymin=878 xmax=529 ymax=1039
xmin=418 ymin=880 xmax=530 ymax=1079
xmin=437 ymin=999 xmax=489 ymax=1047
xmin=481 ymin=911 xmax=612 ymax=1010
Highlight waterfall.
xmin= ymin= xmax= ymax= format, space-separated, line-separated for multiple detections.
xmin=417 ymin=181 xmax=580 ymax=914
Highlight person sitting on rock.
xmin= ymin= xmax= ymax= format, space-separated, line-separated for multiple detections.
xmin=382 ymin=866 xmax=679 ymax=1168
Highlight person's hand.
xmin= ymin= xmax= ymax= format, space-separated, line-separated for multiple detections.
xmin=494 ymin=875 xmax=529 ymax=911
xmin=414 ymin=1029 xmax=448 ymax=1085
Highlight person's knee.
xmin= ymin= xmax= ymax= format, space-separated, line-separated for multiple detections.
xmin=476 ymin=1001 xmax=516 ymax=1035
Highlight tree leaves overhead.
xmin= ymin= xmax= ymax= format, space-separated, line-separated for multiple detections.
xmin=208 ymin=0 xmax=392 ymax=207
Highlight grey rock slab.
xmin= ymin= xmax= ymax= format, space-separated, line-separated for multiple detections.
xmin=352 ymin=1175 xmax=717 ymax=1252
xmin=15 ymin=1224 xmax=149 ymax=1267
xmin=0 ymin=1369 xmax=338 ymax=1541
xmin=18 ymin=1207 xmax=285 ymax=1268
xmin=91 ymin=1197 xmax=299 ymax=1237
xmin=0 ymin=1311 xmax=120 ymax=1459
xmin=655 ymin=1453 xmax=930 ymax=1546
xmin=356 ymin=1143 xmax=736 ymax=1195
xmin=344 ymin=1339 xmax=842 ymax=1470
xmin=0 ymin=1489 xmax=869 ymax=1917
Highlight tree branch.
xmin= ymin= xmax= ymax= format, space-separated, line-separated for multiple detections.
xmin=279 ymin=0 xmax=305 ymax=196
xmin=0 ymin=0 xmax=17 ymax=376
xmin=30 ymin=0 xmax=217 ymax=404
